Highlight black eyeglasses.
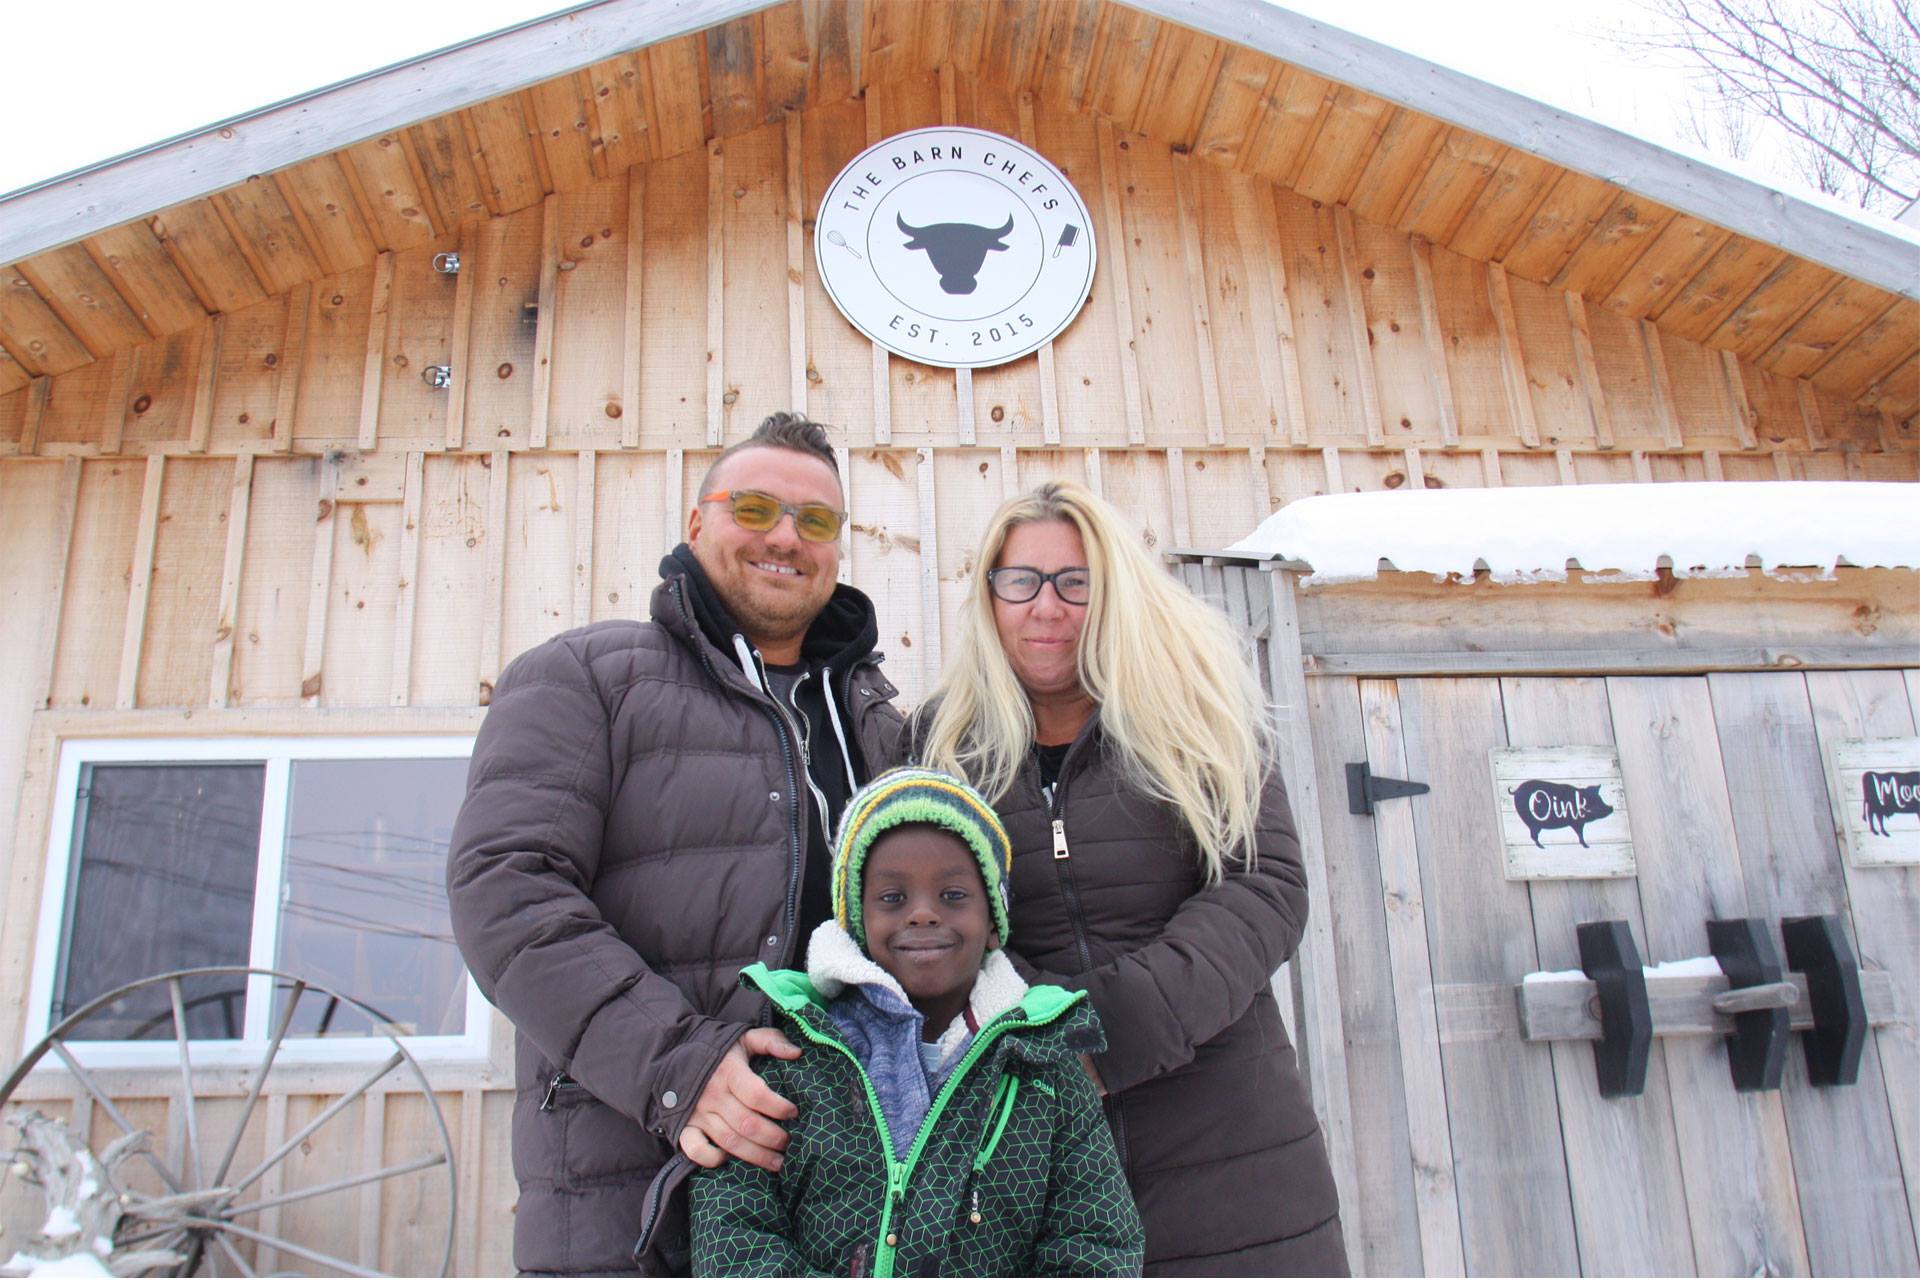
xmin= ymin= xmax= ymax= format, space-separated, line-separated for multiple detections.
xmin=701 ymin=489 xmax=847 ymax=543
xmin=985 ymin=566 xmax=1092 ymax=605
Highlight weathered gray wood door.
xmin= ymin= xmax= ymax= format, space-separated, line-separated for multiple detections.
xmin=1305 ymin=669 xmax=1920 ymax=1278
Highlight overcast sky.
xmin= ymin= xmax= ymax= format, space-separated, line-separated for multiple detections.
xmin=0 ymin=0 xmax=1792 ymax=201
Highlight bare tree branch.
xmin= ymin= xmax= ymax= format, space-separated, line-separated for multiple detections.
xmin=1616 ymin=0 xmax=1919 ymax=212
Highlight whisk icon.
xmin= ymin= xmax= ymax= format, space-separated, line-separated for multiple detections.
xmin=826 ymin=230 xmax=862 ymax=260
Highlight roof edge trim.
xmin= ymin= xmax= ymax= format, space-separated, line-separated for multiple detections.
xmin=1131 ymin=0 xmax=1920 ymax=301
xmin=0 ymin=0 xmax=767 ymax=265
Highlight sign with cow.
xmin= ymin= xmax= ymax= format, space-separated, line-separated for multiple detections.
xmin=1489 ymin=746 xmax=1637 ymax=880
xmin=815 ymin=126 xmax=1097 ymax=369
xmin=1830 ymin=737 xmax=1920 ymax=867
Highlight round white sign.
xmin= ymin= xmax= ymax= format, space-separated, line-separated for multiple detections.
xmin=815 ymin=127 xmax=1097 ymax=370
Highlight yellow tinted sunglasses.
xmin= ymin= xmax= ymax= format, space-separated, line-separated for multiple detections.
xmin=702 ymin=489 xmax=847 ymax=543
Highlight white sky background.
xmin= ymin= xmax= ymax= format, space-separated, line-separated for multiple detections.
xmin=0 ymin=0 xmax=1810 ymax=202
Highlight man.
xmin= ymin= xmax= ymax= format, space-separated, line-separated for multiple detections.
xmin=448 ymin=412 xmax=903 ymax=1275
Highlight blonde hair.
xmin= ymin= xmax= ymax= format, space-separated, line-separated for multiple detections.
xmin=920 ymin=481 xmax=1273 ymax=883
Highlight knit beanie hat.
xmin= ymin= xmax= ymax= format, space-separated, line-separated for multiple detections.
xmin=832 ymin=767 xmax=1013 ymax=950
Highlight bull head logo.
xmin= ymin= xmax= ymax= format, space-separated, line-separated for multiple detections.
xmin=896 ymin=213 xmax=1016 ymax=294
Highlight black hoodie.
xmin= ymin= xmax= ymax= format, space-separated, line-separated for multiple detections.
xmin=660 ymin=543 xmax=884 ymax=939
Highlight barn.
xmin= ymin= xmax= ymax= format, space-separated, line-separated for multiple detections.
xmin=0 ymin=0 xmax=1913 ymax=1274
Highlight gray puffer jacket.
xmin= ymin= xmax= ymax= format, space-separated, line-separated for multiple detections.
xmin=447 ymin=566 xmax=903 ymax=1275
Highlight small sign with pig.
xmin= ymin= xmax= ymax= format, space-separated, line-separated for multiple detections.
xmin=1489 ymin=746 xmax=1636 ymax=880
xmin=1830 ymin=737 xmax=1920 ymax=867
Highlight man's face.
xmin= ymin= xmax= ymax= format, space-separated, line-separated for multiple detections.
xmin=688 ymin=447 xmax=843 ymax=653
xmin=861 ymin=825 xmax=997 ymax=1028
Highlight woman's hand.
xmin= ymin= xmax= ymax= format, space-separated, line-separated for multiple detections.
xmin=679 ymin=1027 xmax=802 ymax=1171
xmin=1078 ymin=1052 xmax=1107 ymax=1096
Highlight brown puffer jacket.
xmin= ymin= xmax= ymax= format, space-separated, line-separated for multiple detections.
xmin=448 ymin=570 xmax=903 ymax=1276
xmin=953 ymin=715 xmax=1348 ymax=1276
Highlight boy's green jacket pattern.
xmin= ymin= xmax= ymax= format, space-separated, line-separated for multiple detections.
xmin=691 ymin=964 xmax=1145 ymax=1277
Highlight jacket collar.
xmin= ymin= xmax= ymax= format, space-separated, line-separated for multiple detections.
xmin=654 ymin=544 xmax=881 ymax=676
xmin=803 ymin=919 xmax=1029 ymax=1032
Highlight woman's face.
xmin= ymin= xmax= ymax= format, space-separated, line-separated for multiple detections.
xmin=990 ymin=519 xmax=1090 ymax=699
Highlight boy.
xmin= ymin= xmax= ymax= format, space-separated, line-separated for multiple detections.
xmin=688 ymin=767 xmax=1144 ymax=1277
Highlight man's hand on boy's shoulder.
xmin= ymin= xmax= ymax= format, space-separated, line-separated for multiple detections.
xmin=679 ymin=1026 xmax=803 ymax=1173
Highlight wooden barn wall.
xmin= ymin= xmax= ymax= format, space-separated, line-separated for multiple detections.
xmin=0 ymin=79 xmax=1914 ymax=1276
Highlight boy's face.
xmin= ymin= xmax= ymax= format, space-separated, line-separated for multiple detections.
xmin=862 ymin=825 xmax=998 ymax=1028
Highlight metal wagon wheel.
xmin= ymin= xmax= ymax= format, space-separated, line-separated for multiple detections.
xmin=1 ymin=966 xmax=456 ymax=1277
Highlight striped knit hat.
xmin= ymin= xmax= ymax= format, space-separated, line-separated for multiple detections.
xmin=832 ymin=767 xmax=1013 ymax=950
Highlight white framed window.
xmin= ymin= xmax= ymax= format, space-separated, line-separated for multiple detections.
xmin=25 ymin=736 xmax=488 ymax=1069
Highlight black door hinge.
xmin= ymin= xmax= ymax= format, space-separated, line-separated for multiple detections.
xmin=1346 ymin=761 xmax=1430 ymax=816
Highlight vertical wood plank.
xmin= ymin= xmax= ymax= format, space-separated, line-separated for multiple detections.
xmin=1410 ymin=238 xmax=1460 ymax=448
xmin=1632 ymin=449 xmax=1653 ymax=483
xmin=458 ymin=1088 xmax=485 ymax=1278
xmin=1502 ymin=677 xmax=1696 ymax=1276
xmin=116 ymin=454 xmax=166 ymax=709
xmin=1248 ymin=446 xmax=1272 ymax=515
xmin=1404 ymin=447 xmax=1427 ymax=491
xmin=1565 ymin=292 xmax=1615 ymax=449
xmin=531 ymin=196 xmax=561 ymax=450
xmin=1333 ymin=206 xmax=1386 ymax=446
xmin=624 ymin=165 xmax=647 ymax=447
xmin=273 ymin=285 xmax=309 ymax=452
xmin=389 ymin=450 xmax=425 ymax=706
xmin=1554 ymin=448 xmax=1578 ymax=486
xmin=1322 ymin=445 xmax=1345 ymax=494
xmin=102 ymin=351 xmax=135 ymax=456
xmin=1479 ymin=447 xmax=1503 ymax=487
xmin=1711 ymin=672 xmax=1919 ymax=1274
xmin=707 ymin=141 xmax=727 ymax=447
xmin=1173 ymin=153 xmax=1227 ymax=445
xmin=784 ymin=114 xmax=809 ymax=414
xmin=1000 ymin=445 xmax=1019 ymax=505
xmin=1357 ymin=678 xmax=1467 ymax=1275
xmin=665 ymin=447 xmax=685 ymax=558
xmin=1721 ymin=348 xmax=1758 ymax=449
xmin=865 ymin=95 xmax=894 ymax=448
xmin=258 ymin=1093 xmax=289 ymax=1274
xmin=1608 ymin=676 xmax=1809 ymax=1277
xmin=1774 ymin=449 xmax=1796 ymax=480
xmin=1486 ymin=263 xmax=1540 ymax=448
xmin=1267 ymin=573 xmax=1362 ymax=1273
xmin=1166 ymin=447 xmax=1191 ymax=545
xmin=186 ymin=315 xmax=224 ymax=453
xmin=956 ymin=368 xmax=977 ymax=446
xmin=359 ymin=253 xmax=395 ymax=451
xmin=574 ymin=449 xmax=596 ymax=629
xmin=359 ymin=1092 xmax=385 ymax=1269
xmin=19 ymin=376 xmax=51 ymax=455
xmin=1083 ymin=446 xmax=1104 ymax=498
xmin=1804 ymin=671 xmax=1920 ymax=1260
xmin=1262 ymin=186 xmax=1313 ymax=446
xmin=916 ymin=447 xmax=941 ymax=674
xmin=479 ymin=448 xmax=509 ymax=702
xmin=1640 ymin=319 xmax=1685 ymax=448
xmin=1096 ymin=118 xmax=1147 ymax=444
xmin=1703 ymin=448 xmax=1726 ymax=481
xmin=1017 ymin=92 xmax=1065 ymax=447
xmin=835 ymin=444 xmax=852 ymax=584
xmin=445 ymin=230 xmax=478 ymax=451
xmin=207 ymin=454 xmax=254 ymax=708
xmin=1797 ymin=378 xmax=1828 ymax=448
xmin=301 ymin=454 xmax=339 ymax=706
xmin=1395 ymin=677 xmax=1580 ymax=1275
xmin=30 ymin=457 xmax=84 ymax=711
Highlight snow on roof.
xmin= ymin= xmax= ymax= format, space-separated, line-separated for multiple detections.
xmin=1224 ymin=482 xmax=1920 ymax=583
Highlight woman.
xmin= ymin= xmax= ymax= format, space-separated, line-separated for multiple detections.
xmin=913 ymin=481 xmax=1346 ymax=1276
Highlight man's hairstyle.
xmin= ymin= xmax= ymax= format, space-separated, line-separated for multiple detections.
xmin=698 ymin=411 xmax=840 ymax=497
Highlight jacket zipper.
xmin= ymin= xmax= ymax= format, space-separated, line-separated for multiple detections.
xmin=1042 ymin=749 xmax=1098 ymax=976
xmin=752 ymin=979 xmax=1081 ymax=1278
xmin=962 ymin=1073 xmax=1024 ymax=1226
xmin=1038 ymin=735 xmax=1126 ymax=1168
xmin=538 ymin=1071 xmax=584 ymax=1111
xmin=775 ymin=669 xmax=834 ymax=855
xmin=673 ymin=581 xmax=805 ymax=966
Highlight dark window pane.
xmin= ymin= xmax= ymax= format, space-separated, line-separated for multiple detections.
xmin=274 ymin=758 xmax=468 ymax=1037
xmin=57 ymin=763 xmax=262 ymax=1040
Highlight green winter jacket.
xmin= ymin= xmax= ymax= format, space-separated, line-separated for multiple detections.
xmin=690 ymin=964 xmax=1144 ymax=1277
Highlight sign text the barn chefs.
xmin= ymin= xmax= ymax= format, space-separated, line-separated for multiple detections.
xmin=815 ymin=127 xmax=1097 ymax=369
xmin=1489 ymin=746 xmax=1637 ymax=879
